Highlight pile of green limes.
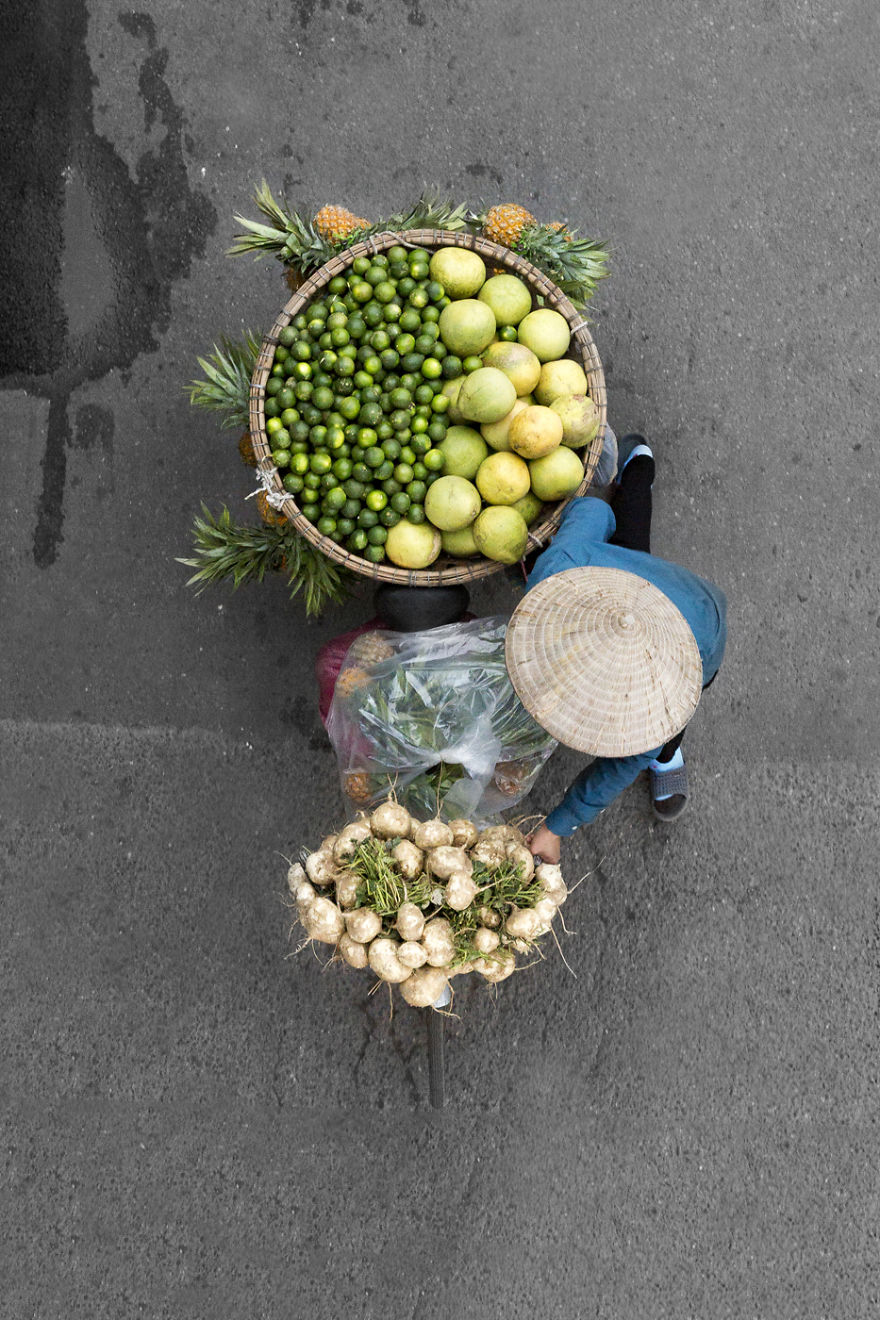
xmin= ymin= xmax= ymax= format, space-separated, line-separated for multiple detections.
xmin=263 ymin=244 xmax=458 ymax=565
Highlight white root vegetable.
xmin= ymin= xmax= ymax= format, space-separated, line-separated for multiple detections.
xmin=413 ymin=818 xmax=454 ymax=850
xmin=294 ymin=879 xmax=317 ymax=921
xmin=504 ymin=907 xmax=542 ymax=941
xmin=397 ymin=940 xmax=428 ymax=969
xmin=427 ymin=845 xmax=472 ymax=880
xmin=477 ymin=905 xmax=501 ymax=929
xmin=368 ymin=938 xmax=412 ymax=984
xmin=391 ymin=839 xmax=425 ymax=880
xmin=480 ymin=824 xmax=525 ymax=847
xmin=505 ymin=842 xmax=535 ymax=881
xmin=287 ymin=861 xmax=307 ymax=894
xmin=345 ymin=907 xmax=383 ymax=944
xmin=334 ymin=870 xmax=360 ymax=909
xmin=448 ymin=818 xmax=478 ymax=849
xmin=370 ymin=801 xmax=413 ymax=839
xmin=339 ymin=932 xmax=369 ymax=969
xmin=449 ymin=961 xmax=475 ymax=977
xmin=444 ymin=871 xmax=478 ymax=911
xmin=305 ymin=848 xmax=338 ymax=887
xmin=421 ymin=917 xmax=456 ymax=967
xmin=302 ymin=896 xmax=345 ymax=945
xmin=320 ymin=834 xmax=338 ymax=854
xmin=536 ymin=863 xmax=568 ymax=906
xmin=474 ymin=926 xmax=501 ymax=954
xmin=533 ymin=897 xmax=558 ymax=927
xmin=475 ymin=949 xmax=516 ymax=982
xmin=471 ymin=838 xmax=507 ymax=869
xmin=396 ymin=902 xmax=426 ymax=942
xmin=400 ymin=965 xmax=450 ymax=1007
xmin=333 ymin=821 xmax=373 ymax=865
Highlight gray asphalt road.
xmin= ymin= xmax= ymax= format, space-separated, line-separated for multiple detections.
xmin=3 ymin=1 xmax=879 ymax=1315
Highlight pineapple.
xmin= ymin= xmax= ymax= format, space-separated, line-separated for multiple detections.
xmin=238 ymin=431 xmax=257 ymax=467
xmin=344 ymin=771 xmax=374 ymax=806
xmin=256 ymin=491 xmax=287 ymax=528
xmin=313 ymin=204 xmax=369 ymax=244
xmin=476 ymin=202 xmax=610 ymax=307
xmin=549 ymin=221 xmax=573 ymax=242
xmin=346 ymin=631 xmax=395 ymax=666
xmin=482 ymin=203 xmax=537 ymax=247
xmin=335 ymin=666 xmax=371 ymax=698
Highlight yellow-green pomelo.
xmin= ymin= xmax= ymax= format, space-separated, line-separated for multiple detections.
xmin=472 ymin=506 xmax=529 ymax=564
xmin=513 ymin=492 xmax=544 ymax=526
xmin=441 ymin=376 xmax=466 ymax=424
xmin=429 ymin=247 xmax=487 ymax=299
xmin=457 ymin=367 xmax=517 ymax=424
xmin=517 ymin=308 xmax=571 ymax=362
xmin=508 ymin=404 xmax=564 ymax=459
xmin=534 ymin=357 xmax=588 ymax=405
xmin=481 ymin=341 xmax=542 ymax=396
xmin=529 ymin=446 xmax=584 ymax=502
xmin=440 ymin=524 xmax=480 ymax=557
xmin=481 ymin=397 xmax=528 ymax=452
xmin=438 ymin=426 xmax=488 ymax=479
xmin=477 ymin=273 xmax=533 ymax=325
xmin=384 ymin=520 xmax=442 ymax=568
xmin=424 ymin=475 xmax=481 ymax=531
xmin=550 ymin=393 xmax=602 ymax=449
xmin=439 ymin=300 xmax=496 ymax=357
xmin=475 ymin=451 xmax=531 ymax=505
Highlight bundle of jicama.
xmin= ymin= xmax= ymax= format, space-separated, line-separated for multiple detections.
xmin=285 ymin=799 xmax=569 ymax=1009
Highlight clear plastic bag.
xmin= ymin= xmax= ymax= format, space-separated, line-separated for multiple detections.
xmin=325 ymin=617 xmax=557 ymax=821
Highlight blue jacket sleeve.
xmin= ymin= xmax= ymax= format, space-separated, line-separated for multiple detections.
xmin=528 ymin=497 xmax=616 ymax=587
xmin=544 ymin=746 xmax=662 ymax=835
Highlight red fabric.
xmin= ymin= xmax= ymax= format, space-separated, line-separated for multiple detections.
xmin=315 ymin=618 xmax=387 ymax=725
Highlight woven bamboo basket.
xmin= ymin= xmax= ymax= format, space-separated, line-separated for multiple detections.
xmin=249 ymin=229 xmax=607 ymax=586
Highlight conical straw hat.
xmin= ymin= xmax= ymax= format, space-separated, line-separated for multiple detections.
xmin=505 ymin=566 xmax=703 ymax=756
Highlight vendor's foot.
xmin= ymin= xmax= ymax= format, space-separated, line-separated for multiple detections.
xmin=649 ymin=748 xmax=689 ymax=821
xmin=616 ymin=433 xmax=654 ymax=483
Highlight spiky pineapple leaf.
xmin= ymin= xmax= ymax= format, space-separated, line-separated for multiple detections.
xmin=177 ymin=504 xmax=352 ymax=617
xmin=228 ymin=179 xmax=336 ymax=270
xmin=514 ymin=224 xmax=610 ymax=309
xmin=365 ymin=190 xmax=476 ymax=237
xmin=186 ymin=331 xmax=261 ymax=429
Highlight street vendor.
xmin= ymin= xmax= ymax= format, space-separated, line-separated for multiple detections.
xmin=504 ymin=436 xmax=727 ymax=863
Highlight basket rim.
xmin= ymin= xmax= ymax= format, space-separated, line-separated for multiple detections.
xmin=249 ymin=228 xmax=607 ymax=587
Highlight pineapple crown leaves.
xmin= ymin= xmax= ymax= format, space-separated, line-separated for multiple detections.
xmin=365 ymin=190 xmax=476 ymax=238
xmin=177 ymin=504 xmax=352 ymax=618
xmin=228 ymin=179 xmax=335 ymax=271
xmin=228 ymin=181 xmax=478 ymax=269
xmin=186 ymin=330 xmax=261 ymax=429
xmin=515 ymin=222 xmax=610 ymax=306
xmin=228 ymin=181 xmax=610 ymax=304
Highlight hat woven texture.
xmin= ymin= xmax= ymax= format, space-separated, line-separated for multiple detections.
xmin=505 ymin=566 xmax=703 ymax=756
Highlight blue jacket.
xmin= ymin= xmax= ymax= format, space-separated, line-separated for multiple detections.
xmin=526 ymin=497 xmax=727 ymax=834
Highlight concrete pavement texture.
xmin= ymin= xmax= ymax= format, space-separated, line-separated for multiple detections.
xmin=2 ymin=0 xmax=879 ymax=1315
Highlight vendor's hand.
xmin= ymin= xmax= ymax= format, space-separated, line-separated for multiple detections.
xmin=526 ymin=824 xmax=561 ymax=865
